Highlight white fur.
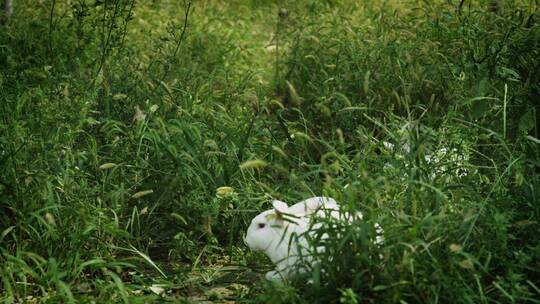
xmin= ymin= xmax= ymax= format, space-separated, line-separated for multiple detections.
xmin=245 ymin=196 xmax=378 ymax=281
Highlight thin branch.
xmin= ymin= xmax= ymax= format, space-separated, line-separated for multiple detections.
xmin=1 ymin=0 xmax=13 ymax=23
xmin=171 ymin=0 xmax=192 ymax=59
xmin=159 ymin=0 xmax=192 ymax=81
xmin=457 ymin=0 xmax=466 ymax=14
xmin=87 ymin=0 xmax=136 ymax=90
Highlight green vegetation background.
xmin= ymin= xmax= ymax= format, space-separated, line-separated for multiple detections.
xmin=0 ymin=0 xmax=539 ymax=302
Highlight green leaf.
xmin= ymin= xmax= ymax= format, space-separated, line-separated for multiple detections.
xmin=519 ymin=109 xmax=535 ymax=133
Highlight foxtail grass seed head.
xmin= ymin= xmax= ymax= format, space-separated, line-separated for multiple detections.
xmin=286 ymin=80 xmax=303 ymax=107
xmin=265 ymin=45 xmax=277 ymax=52
xmin=99 ymin=163 xmax=117 ymax=170
xmin=278 ymin=8 xmax=288 ymax=19
xmin=459 ymin=259 xmax=474 ymax=269
xmin=133 ymin=105 xmax=146 ymax=122
xmin=239 ymin=159 xmax=268 ymax=170
xmin=271 ymin=145 xmax=287 ymax=158
xmin=113 ymin=93 xmax=128 ymax=100
xmin=269 ymin=99 xmax=285 ymax=110
xmin=336 ymin=128 xmax=344 ymax=145
xmin=44 ymin=213 xmax=56 ymax=226
xmin=216 ymin=186 xmax=234 ymax=197
xmin=245 ymin=92 xmax=259 ymax=113
xmin=171 ymin=213 xmax=188 ymax=225
xmin=449 ymin=244 xmax=463 ymax=253
xmin=25 ymin=176 xmax=33 ymax=186
xmin=204 ymin=139 xmax=219 ymax=151
xmin=131 ymin=190 xmax=154 ymax=199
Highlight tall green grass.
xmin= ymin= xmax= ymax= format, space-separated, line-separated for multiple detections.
xmin=254 ymin=1 xmax=540 ymax=303
xmin=1 ymin=0 xmax=539 ymax=302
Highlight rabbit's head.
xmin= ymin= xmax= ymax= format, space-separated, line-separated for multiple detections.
xmin=245 ymin=200 xmax=301 ymax=252
xmin=245 ymin=197 xmax=341 ymax=252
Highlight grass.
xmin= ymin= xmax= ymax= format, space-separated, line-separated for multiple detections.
xmin=1 ymin=0 xmax=539 ymax=303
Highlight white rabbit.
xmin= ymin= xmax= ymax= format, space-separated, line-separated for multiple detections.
xmin=285 ymin=196 xmax=339 ymax=218
xmin=245 ymin=196 xmax=379 ymax=281
xmin=382 ymin=140 xmax=470 ymax=179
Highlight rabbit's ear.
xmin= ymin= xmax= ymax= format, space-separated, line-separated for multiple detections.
xmin=288 ymin=196 xmax=338 ymax=216
xmin=272 ymin=200 xmax=289 ymax=216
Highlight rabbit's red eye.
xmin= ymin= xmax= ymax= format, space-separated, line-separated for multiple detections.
xmin=258 ymin=223 xmax=266 ymax=229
